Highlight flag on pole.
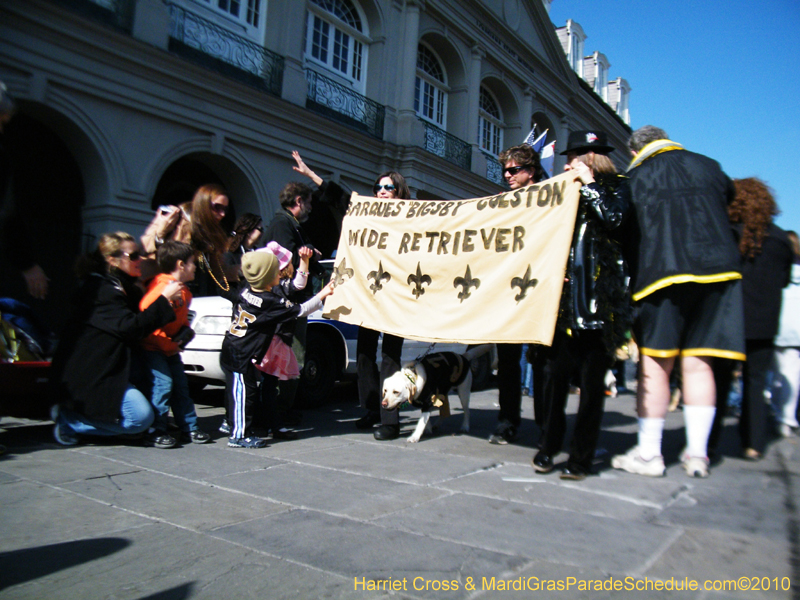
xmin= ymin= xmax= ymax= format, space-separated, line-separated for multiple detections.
xmin=540 ymin=141 xmax=556 ymax=179
xmin=524 ymin=128 xmax=549 ymax=153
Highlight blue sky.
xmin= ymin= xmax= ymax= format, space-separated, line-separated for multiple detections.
xmin=548 ymin=0 xmax=800 ymax=231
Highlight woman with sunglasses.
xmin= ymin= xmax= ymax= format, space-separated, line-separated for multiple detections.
xmin=141 ymin=184 xmax=233 ymax=296
xmin=355 ymin=171 xmax=411 ymax=440
xmin=49 ymin=232 xmax=184 ymax=445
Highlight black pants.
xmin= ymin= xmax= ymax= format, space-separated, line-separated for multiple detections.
xmin=538 ymin=330 xmax=610 ymax=471
xmin=711 ymin=340 xmax=773 ymax=454
xmin=223 ymin=364 xmax=260 ymax=439
xmin=275 ymin=317 xmax=306 ymax=416
xmin=356 ymin=327 xmax=403 ymax=426
xmin=527 ymin=345 xmax=547 ymax=430
xmin=496 ymin=343 xmax=522 ymax=427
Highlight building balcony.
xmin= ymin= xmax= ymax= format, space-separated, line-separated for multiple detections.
xmin=46 ymin=0 xmax=134 ymax=31
xmin=305 ymin=69 xmax=385 ymax=140
xmin=420 ymin=120 xmax=471 ymax=172
xmin=165 ymin=2 xmax=284 ymax=96
xmin=483 ymin=152 xmax=507 ymax=187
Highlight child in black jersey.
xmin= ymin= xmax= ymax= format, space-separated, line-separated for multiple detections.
xmin=220 ymin=251 xmax=333 ymax=448
xmin=254 ymin=242 xmax=313 ymax=440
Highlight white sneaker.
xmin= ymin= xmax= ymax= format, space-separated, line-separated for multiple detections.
xmin=779 ymin=423 xmax=795 ymax=438
xmin=682 ymin=455 xmax=709 ymax=478
xmin=611 ymin=446 xmax=666 ymax=477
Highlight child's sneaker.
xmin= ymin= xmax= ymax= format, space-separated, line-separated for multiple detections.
xmin=611 ymin=446 xmax=666 ymax=477
xmin=228 ymin=436 xmax=267 ymax=448
xmin=182 ymin=429 xmax=211 ymax=444
xmin=51 ymin=405 xmax=79 ymax=446
xmin=143 ymin=429 xmax=177 ymax=449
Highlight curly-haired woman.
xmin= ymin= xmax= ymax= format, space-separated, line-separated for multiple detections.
xmin=710 ymin=178 xmax=793 ymax=460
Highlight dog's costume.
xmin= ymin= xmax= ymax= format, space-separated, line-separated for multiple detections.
xmin=407 ymin=352 xmax=470 ymax=417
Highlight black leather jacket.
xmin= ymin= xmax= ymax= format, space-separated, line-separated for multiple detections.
xmin=558 ymin=172 xmax=632 ymax=353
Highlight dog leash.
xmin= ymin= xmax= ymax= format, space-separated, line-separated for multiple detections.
xmin=414 ymin=342 xmax=437 ymax=362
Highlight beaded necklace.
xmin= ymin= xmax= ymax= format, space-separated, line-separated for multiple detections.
xmin=201 ymin=252 xmax=230 ymax=292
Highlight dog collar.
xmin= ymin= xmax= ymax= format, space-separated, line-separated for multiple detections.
xmin=403 ymin=370 xmax=418 ymax=397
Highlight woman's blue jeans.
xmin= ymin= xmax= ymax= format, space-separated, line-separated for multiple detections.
xmin=58 ymin=385 xmax=154 ymax=436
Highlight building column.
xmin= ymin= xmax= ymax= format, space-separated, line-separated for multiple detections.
xmin=132 ymin=0 xmax=170 ymax=49
xmin=467 ymin=45 xmax=486 ymax=176
xmin=395 ymin=0 xmax=423 ymax=145
xmin=268 ymin=0 xmax=309 ymax=107
xmin=521 ymin=87 xmax=534 ymax=137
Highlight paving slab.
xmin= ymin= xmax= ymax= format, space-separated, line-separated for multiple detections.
xmin=0 ymin=480 xmax=154 ymax=552
xmin=212 ymin=508 xmax=528 ymax=600
xmin=641 ymin=527 xmax=791 ymax=598
xmin=210 ymin=461 xmax=451 ymax=520
xmin=0 ymin=518 xmax=362 ymax=600
xmin=60 ymin=469 xmax=290 ymax=532
xmin=375 ymin=492 xmax=681 ymax=574
xmin=436 ymin=462 xmax=678 ymax=521
xmin=78 ymin=442 xmax=285 ymax=481
xmin=286 ymin=438 xmax=507 ymax=485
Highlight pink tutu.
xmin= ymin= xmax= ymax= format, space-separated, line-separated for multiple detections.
xmin=254 ymin=335 xmax=300 ymax=380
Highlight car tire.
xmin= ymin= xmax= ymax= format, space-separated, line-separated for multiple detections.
xmin=297 ymin=330 xmax=339 ymax=408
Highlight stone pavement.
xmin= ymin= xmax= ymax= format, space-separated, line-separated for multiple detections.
xmin=1 ymin=383 xmax=798 ymax=600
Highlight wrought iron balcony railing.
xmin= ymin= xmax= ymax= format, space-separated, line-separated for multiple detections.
xmin=483 ymin=152 xmax=508 ymax=187
xmin=47 ymin=0 xmax=134 ymax=32
xmin=165 ymin=2 xmax=284 ymax=96
xmin=305 ymin=69 xmax=385 ymax=140
xmin=420 ymin=120 xmax=471 ymax=171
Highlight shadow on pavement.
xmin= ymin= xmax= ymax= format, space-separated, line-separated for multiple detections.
xmin=0 ymin=537 xmax=131 ymax=589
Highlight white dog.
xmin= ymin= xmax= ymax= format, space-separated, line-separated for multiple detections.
xmin=381 ymin=345 xmax=492 ymax=443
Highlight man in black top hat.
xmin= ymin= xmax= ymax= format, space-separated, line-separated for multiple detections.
xmin=530 ymin=130 xmax=631 ymax=480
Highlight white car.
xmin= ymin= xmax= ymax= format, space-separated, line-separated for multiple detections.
xmin=182 ymin=264 xmax=495 ymax=406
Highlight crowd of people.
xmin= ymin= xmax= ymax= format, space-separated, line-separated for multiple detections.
xmin=2 ymin=76 xmax=796 ymax=475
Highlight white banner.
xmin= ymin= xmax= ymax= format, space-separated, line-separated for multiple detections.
xmin=322 ymin=170 xmax=582 ymax=345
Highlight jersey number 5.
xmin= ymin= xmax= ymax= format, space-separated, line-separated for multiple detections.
xmin=228 ymin=307 xmax=257 ymax=337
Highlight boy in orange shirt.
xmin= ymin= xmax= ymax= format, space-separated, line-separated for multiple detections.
xmin=140 ymin=241 xmax=210 ymax=447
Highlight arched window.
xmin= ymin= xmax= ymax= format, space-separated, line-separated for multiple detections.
xmin=305 ymin=0 xmax=367 ymax=89
xmin=414 ymin=44 xmax=447 ymax=127
xmin=478 ymin=86 xmax=503 ymax=156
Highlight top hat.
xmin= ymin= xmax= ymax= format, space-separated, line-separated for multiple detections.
xmin=560 ymin=130 xmax=615 ymax=155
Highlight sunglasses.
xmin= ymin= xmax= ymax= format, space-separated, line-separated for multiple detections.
xmin=118 ymin=251 xmax=142 ymax=261
xmin=503 ymin=165 xmax=531 ymax=176
xmin=373 ymin=183 xmax=396 ymax=194
xmin=211 ymin=202 xmax=227 ymax=214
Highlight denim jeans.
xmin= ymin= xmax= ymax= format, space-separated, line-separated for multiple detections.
xmin=145 ymin=351 xmax=198 ymax=432
xmin=58 ymin=385 xmax=154 ymax=436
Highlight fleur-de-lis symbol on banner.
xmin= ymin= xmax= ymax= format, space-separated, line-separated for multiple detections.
xmin=511 ymin=265 xmax=538 ymax=302
xmin=407 ymin=262 xmax=432 ymax=299
xmin=332 ymin=258 xmax=354 ymax=286
xmin=453 ymin=265 xmax=480 ymax=303
xmin=368 ymin=261 xmax=391 ymax=294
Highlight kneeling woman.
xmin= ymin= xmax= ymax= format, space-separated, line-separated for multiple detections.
xmin=50 ymin=232 xmax=183 ymax=445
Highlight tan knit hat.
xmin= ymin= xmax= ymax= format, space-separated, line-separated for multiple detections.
xmin=242 ymin=251 xmax=278 ymax=292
